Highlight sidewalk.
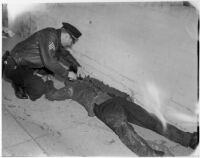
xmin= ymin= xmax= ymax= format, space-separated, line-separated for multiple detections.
xmin=2 ymin=79 xmax=195 ymax=156
xmin=2 ymin=80 xmax=135 ymax=156
xmin=2 ymin=106 xmax=47 ymax=156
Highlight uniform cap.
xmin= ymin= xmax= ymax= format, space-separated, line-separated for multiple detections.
xmin=62 ymin=22 xmax=82 ymax=40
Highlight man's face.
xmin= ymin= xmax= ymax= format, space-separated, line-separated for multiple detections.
xmin=61 ymin=31 xmax=73 ymax=48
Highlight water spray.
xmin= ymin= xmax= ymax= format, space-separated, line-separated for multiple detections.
xmin=142 ymin=81 xmax=167 ymax=130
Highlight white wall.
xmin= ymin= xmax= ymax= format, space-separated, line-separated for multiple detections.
xmin=7 ymin=3 xmax=198 ymax=131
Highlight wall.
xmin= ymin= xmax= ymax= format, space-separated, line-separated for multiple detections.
xmin=7 ymin=2 xmax=198 ymax=131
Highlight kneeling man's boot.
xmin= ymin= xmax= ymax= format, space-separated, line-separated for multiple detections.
xmin=13 ymin=83 xmax=28 ymax=99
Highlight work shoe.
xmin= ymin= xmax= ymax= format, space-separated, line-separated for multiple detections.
xmin=153 ymin=149 xmax=165 ymax=156
xmin=13 ymin=84 xmax=28 ymax=99
xmin=189 ymin=131 xmax=199 ymax=149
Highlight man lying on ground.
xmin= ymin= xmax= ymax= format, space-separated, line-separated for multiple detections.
xmin=44 ymin=77 xmax=199 ymax=156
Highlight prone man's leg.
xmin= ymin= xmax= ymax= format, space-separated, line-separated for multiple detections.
xmin=94 ymin=98 xmax=164 ymax=156
xmin=119 ymin=97 xmax=194 ymax=148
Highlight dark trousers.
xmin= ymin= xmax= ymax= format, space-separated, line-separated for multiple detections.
xmin=3 ymin=56 xmax=46 ymax=101
xmin=94 ymin=97 xmax=192 ymax=156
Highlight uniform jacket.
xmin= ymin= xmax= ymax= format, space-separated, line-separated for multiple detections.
xmin=10 ymin=28 xmax=80 ymax=78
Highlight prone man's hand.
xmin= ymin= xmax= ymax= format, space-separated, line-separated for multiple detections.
xmin=77 ymin=67 xmax=87 ymax=78
xmin=68 ymin=71 xmax=77 ymax=80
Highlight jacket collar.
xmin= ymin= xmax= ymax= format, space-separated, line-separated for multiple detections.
xmin=56 ymin=29 xmax=62 ymax=48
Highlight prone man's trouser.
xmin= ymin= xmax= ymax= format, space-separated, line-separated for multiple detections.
xmin=94 ymin=97 xmax=164 ymax=156
xmin=94 ymin=97 xmax=192 ymax=151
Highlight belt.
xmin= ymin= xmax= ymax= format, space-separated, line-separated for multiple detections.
xmin=92 ymin=92 xmax=112 ymax=106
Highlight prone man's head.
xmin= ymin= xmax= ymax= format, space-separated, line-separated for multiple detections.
xmin=61 ymin=22 xmax=82 ymax=48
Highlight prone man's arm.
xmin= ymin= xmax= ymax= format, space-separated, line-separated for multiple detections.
xmin=45 ymin=81 xmax=73 ymax=101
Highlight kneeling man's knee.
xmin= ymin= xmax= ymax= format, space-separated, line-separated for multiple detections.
xmin=24 ymin=75 xmax=46 ymax=101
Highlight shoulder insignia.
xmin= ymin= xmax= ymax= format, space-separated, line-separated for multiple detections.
xmin=48 ymin=42 xmax=55 ymax=51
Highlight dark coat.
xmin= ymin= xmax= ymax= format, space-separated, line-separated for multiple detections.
xmin=10 ymin=28 xmax=80 ymax=78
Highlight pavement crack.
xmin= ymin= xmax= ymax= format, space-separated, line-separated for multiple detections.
xmin=4 ymin=107 xmax=49 ymax=156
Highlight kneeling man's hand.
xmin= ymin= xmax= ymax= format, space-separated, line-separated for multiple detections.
xmin=68 ymin=71 xmax=77 ymax=80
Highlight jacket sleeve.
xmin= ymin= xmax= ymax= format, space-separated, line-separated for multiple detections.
xmin=46 ymin=87 xmax=72 ymax=101
xmin=38 ymin=31 xmax=69 ymax=78
xmin=45 ymin=80 xmax=72 ymax=101
xmin=58 ymin=48 xmax=81 ymax=73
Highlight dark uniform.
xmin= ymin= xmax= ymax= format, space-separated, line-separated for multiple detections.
xmin=3 ymin=23 xmax=81 ymax=100
xmin=45 ymin=78 xmax=199 ymax=156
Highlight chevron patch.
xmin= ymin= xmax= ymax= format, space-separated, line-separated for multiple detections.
xmin=48 ymin=42 xmax=55 ymax=51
